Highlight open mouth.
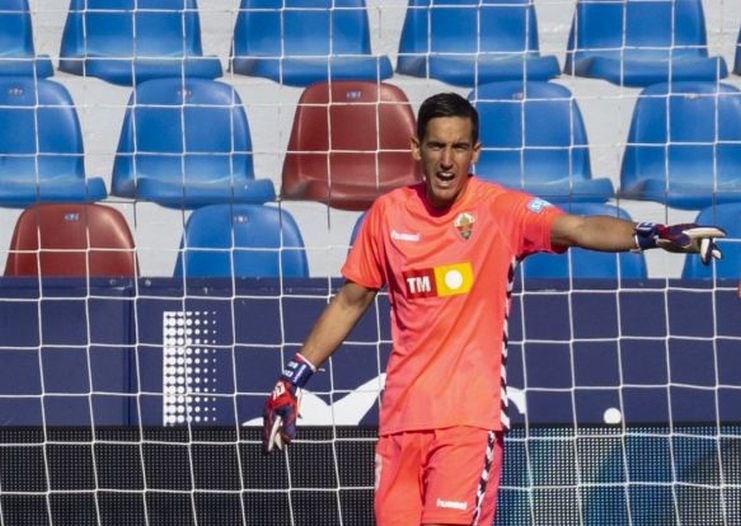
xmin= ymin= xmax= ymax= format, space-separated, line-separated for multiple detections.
xmin=437 ymin=171 xmax=455 ymax=183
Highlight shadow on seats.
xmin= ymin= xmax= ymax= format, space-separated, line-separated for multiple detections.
xmin=0 ymin=0 xmax=53 ymax=78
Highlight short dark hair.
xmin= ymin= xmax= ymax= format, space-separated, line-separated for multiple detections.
xmin=416 ymin=92 xmax=479 ymax=144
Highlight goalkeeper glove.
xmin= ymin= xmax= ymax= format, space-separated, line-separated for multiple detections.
xmin=634 ymin=222 xmax=726 ymax=265
xmin=262 ymin=353 xmax=316 ymax=453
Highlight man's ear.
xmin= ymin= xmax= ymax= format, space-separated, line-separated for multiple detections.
xmin=410 ymin=136 xmax=422 ymax=161
xmin=471 ymin=141 xmax=481 ymax=164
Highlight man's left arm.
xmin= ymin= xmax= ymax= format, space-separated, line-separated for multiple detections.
xmin=551 ymin=214 xmax=726 ymax=265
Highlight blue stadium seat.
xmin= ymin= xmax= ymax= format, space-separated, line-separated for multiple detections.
xmin=111 ymin=78 xmax=275 ymax=209
xmin=682 ymin=204 xmax=741 ymax=279
xmin=0 ymin=0 xmax=53 ymax=78
xmin=521 ymin=203 xmax=647 ymax=279
xmin=735 ymin=25 xmax=741 ymax=75
xmin=396 ymin=0 xmax=559 ymax=87
xmin=59 ymin=0 xmax=222 ymax=86
xmin=0 ymin=77 xmax=106 ymax=207
xmin=564 ymin=0 xmax=727 ymax=87
xmin=230 ymin=0 xmax=393 ymax=86
xmin=173 ymin=204 xmax=309 ymax=278
xmin=470 ymin=81 xmax=613 ymax=203
xmin=620 ymin=82 xmax=741 ymax=209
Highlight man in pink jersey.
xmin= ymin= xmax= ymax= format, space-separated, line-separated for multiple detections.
xmin=262 ymin=93 xmax=724 ymax=525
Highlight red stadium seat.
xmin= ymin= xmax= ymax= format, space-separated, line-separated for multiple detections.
xmin=4 ymin=203 xmax=138 ymax=277
xmin=281 ymin=81 xmax=422 ymax=210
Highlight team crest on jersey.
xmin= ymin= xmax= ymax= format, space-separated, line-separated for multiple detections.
xmin=453 ymin=212 xmax=476 ymax=240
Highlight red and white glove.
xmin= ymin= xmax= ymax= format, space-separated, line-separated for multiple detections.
xmin=262 ymin=354 xmax=316 ymax=453
xmin=634 ymin=222 xmax=726 ymax=265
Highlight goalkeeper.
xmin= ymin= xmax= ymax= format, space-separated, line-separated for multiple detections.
xmin=263 ymin=93 xmax=724 ymax=526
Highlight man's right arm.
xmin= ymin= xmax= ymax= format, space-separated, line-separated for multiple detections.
xmin=262 ymin=281 xmax=378 ymax=452
xmin=299 ymin=280 xmax=379 ymax=367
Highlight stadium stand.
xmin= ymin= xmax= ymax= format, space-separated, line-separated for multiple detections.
xmin=619 ymin=81 xmax=741 ymax=209
xmin=4 ymin=203 xmax=138 ymax=277
xmin=396 ymin=0 xmax=559 ymax=86
xmin=173 ymin=204 xmax=309 ymax=278
xmin=111 ymin=78 xmax=275 ymax=209
xmin=230 ymin=0 xmax=392 ymax=86
xmin=0 ymin=0 xmax=53 ymax=78
xmin=564 ymin=0 xmax=728 ymax=87
xmin=470 ymin=81 xmax=614 ymax=203
xmin=735 ymin=24 xmax=741 ymax=75
xmin=0 ymin=77 xmax=107 ymax=207
xmin=682 ymin=203 xmax=741 ymax=279
xmin=281 ymin=80 xmax=422 ymax=210
xmin=59 ymin=0 xmax=222 ymax=86
xmin=520 ymin=203 xmax=647 ymax=278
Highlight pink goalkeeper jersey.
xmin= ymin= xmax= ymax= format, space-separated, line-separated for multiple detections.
xmin=341 ymin=177 xmax=565 ymax=435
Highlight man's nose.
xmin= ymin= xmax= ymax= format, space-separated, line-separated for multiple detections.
xmin=440 ymin=147 xmax=453 ymax=167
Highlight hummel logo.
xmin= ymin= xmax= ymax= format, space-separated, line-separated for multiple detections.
xmin=391 ymin=230 xmax=420 ymax=242
xmin=436 ymin=498 xmax=468 ymax=511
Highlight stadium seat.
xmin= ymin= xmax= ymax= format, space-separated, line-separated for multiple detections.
xmin=173 ymin=204 xmax=309 ymax=278
xmin=111 ymin=78 xmax=276 ymax=209
xmin=735 ymin=25 xmax=741 ymax=75
xmin=521 ymin=203 xmax=647 ymax=279
xmin=4 ymin=203 xmax=138 ymax=277
xmin=0 ymin=77 xmax=106 ymax=207
xmin=59 ymin=0 xmax=222 ymax=86
xmin=230 ymin=0 xmax=393 ymax=86
xmin=620 ymin=82 xmax=741 ymax=209
xmin=682 ymin=204 xmax=741 ymax=279
xmin=0 ymin=0 xmax=53 ymax=78
xmin=564 ymin=0 xmax=727 ymax=87
xmin=281 ymin=81 xmax=422 ymax=210
xmin=396 ymin=0 xmax=560 ymax=87
xmin=471 ymin=81 xmax=613 ymax=203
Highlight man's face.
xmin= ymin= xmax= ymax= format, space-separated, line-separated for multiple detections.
xmin=411 ymin=116 xmax=480 ymax=209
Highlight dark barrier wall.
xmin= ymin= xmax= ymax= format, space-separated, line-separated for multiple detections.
xmin=0 ymin=277 xmax=739 ymax=428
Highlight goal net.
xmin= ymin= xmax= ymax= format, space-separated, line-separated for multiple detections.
xmin=0 ymin=0 xmax=739 ymax=525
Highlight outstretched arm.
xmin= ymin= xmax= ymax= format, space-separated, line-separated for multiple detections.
xmin=551 ymin=214 xmax=637 ymax=252
xmin=551 ymin=213 xmax=725 ymax=264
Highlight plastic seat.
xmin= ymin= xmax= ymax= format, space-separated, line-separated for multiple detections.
xmin=0 ymin=77 xmax=106 ymax=207
xmin=470 ymin=81 xmax=613 ymax=203
xmin=735 ymin=25 xmax=741 ymax=75
xmin=682 ymin=204 xmax=741 ymax=279
xmin=111 ymin=78 xmax=275 ymax=209
xmin=230 ymin=0 xmax=393 ymax=86
xmin=620 ymin=82 xmax=741 ymax=209
xmin=281 ymin=81 xmax=422 ymax=210
xmin=0 ymin=0 xmax=53 ymax=78
xmin=4 ymin=203 xmax=137 ymax=277
xmin=396 ymin=0 xmax=560 ymax=87
xmin=565 ymin=0 xmax=727 ymax=87
xmin=173 ymin=204 xmax=308 ymax=278
xmin=522 ymin=203 xmax=647 ymax=279
xmin=59 ymin=0 xmax=222 ymax=86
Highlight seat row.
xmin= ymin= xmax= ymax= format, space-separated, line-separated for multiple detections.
xmin=3 ymin=0 xmax=740 ymax=87
xmin=4 ymin=201 xmax=739 ymax=280
xmin=1 ymin=75 xmax=739 ymax=212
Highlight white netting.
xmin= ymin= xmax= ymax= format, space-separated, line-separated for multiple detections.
xmin=0 ymin=0 xmax=738 ymax=525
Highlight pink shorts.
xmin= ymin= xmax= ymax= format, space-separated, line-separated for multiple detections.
xmin=374 ymin=426 xmax=504 ymax=526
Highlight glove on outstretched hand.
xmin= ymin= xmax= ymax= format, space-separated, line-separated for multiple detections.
xmin=262 ymin=354 xmax=316 ymax=453
xmin=634 ymin=222 xmax=726 ymax=265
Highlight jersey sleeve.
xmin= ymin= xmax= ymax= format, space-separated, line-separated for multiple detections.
xmin=341 ymin=201 xmax=387 ymax=289
xmin=496 ymin=191 xmax=567 ymax=259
